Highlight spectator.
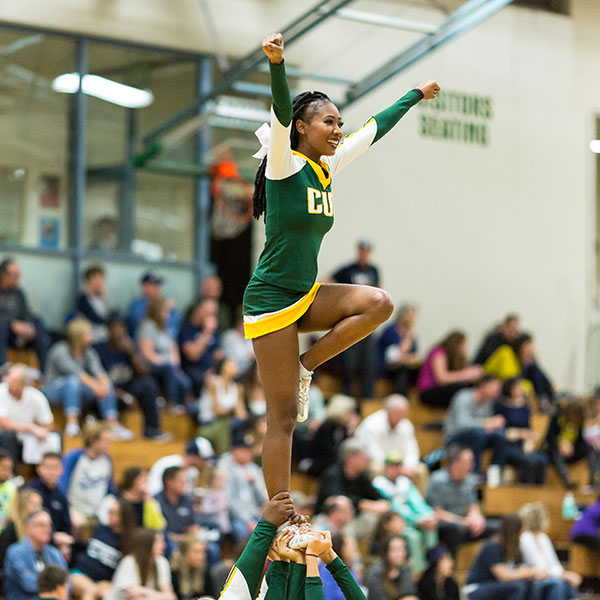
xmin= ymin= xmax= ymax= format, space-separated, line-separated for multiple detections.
xmin=369 ymin=511 xmax=406 ymax=558
xmin=426 ymin=445 xmax=495 ymax=557
xmin=373 ymin=451 xmax=438 ymax=574
xmin=364 ymin=534 xmax=418 ymax=600
xmin=542 ymin=396 xmax=591 ymax=488
xmin=96 ymin=318 xmax=165 ymax=440
xmin=377 ymin=304 xmax=420 ymax=396
xmin=315 ymin=438 xmax=389 ymax=539
xmin=417 ymin=546 xmax=460 ymax=600
xmin=0 ymin=488 xmax=43 ymax=568
xmin=127 ymin=272 xmax=180 ymax=340
xmin=0 ymin=257 xmax=49 ymax=369
xmin=494 ymin=378 xmax=548 ymax=484
xmin=3 ymin=509 xmax=67 ymax=600
xmin=76 ymin=265 xmax=118 ymax=345
xmin=155 ymin=466 xmax=199 ymax=543
xmin=417 ymin=331 xmax=483 ymax=408
xmin=0 ymin=364 xmax=59 ymax=465
xmin=179 ymin=298 xmax=222 ymax=395
xmin=312 ymin=495 xmax=355 ymax=537
xmin=570 ymin=495 xmax=600 ymax=554
xmin=71 ymin=497 xmax=136 ymax=600
xmin=37 ymin=564 xmax=69 ymax=600
xmin=466 ymin=514 xmax=557 ymax=600
xmin=137 ymin=297 xmax=192 ymax=410
xmin=58 ymin=422 xmax=117 ymax=537
xmin=106 ymin=528 xmax=176 ymax=600
xmin=196 ymin=357 xmax=247 ymax=455
xmin=0 ymin=448 xmax=16 ymax=532
xmin=216 ymin=431 xmax=267 ymax=543
xmin=520 ymin=502 xmax=581 ymax=597
xmin=331 ymin=238 xmax=380 ymax=400
xmin=44 ymin=318 xmax=132 ymax=439
xmin=474 ymin=314 xmax=521 ymax=366
xmin=305 ymin=394 xmax=359 ymax=477
xmin=148 ymin=436 xmax=214 ymax=496
xmin=355 ymin=394 xmax=426 ymax=488
xmin=583 ymin=394 xmax=600 ymax=486
xmin=484 ymin=333 xmax=554 ymax=405
xmin=444 ymin=375 xmax=506 ymax=473
xmin=27 ymin=453 xmax=74 ymax=548
xmin=170 ymin=536 xmax=214 ymax=600
xmin=199 ymin=274 xmax=230 ymax=331
xmin=221 ymin=310 xmax=255 ymax=378
xmin=117 ymin=467 xmax=165 ymax=531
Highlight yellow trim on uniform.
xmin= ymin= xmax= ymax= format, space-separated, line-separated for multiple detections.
xmin=218 ymin=566 xmax=238 ymax=600
xmin=292 ymin=150 xmax=331 ymax=189
xmin=243 ymin=282 xmax=322 ymax=339
xmin=339 ymin=117 xmax=375 ymax=146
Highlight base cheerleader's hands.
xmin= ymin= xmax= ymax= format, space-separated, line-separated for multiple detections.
xmin=262 ymin=33 xmax=284 ymax=64
xmin=274 ymin=530 xmax=306 ymax=564
xmin=417 ymin=80 xmax=441 ymax=100
xmin=306 ymin=531 xmax=334 ymax=562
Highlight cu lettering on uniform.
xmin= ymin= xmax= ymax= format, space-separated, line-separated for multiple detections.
xmin=307 ymin=187 xmax=334 ymax=217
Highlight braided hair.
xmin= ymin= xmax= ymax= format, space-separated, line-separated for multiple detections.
xmin=252 ymin=90 xmax=331 ymax=220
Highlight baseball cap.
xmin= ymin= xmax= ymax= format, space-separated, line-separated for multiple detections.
xmin=357 ymin=238 xmax=372 ymax=249
xmin=185 ymin=436 xmax=214 ymax=459
xmin=141 ymin=271 xmax=163 ymax=285
xmin=232 ymin=431 xmax=256 ymax=449
xmin=426 ymin=546 xmax=449 ymax=567
xmin=385 ymin=451 xmax=404 ymax=464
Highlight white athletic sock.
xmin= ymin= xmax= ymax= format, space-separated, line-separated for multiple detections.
xmin=299 ymin=359 xmax=312 ymax=378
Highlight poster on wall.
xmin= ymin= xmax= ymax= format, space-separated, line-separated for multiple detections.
xmin=40 ymin=217 xmax=60 ymax=249
xmin=39 ymin=174 xmax=60 ymax=208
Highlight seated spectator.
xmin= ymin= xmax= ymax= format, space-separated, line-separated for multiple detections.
xmin=0 ymin=448 xmax=16 ymax=532
xmin=196 ymin=357 xmax=247 ymax=455
xmin=221 ymin=309 xmax=255 ymax=379
xmin=417 ymin=546 xmax=460 ymax=600
xmin=3 ymin=509 xmax=67 ymax=600
xmin=76 ymin=265 xmax=118 ymax=345
xmin=148 ymin=436 xmax=214 ymax=496
xmin=444 ymin=375 xmax=506 ymax=473
xmin=44 ymin=318 xmax=132 ymax=439
xmin=71 ymin=497 xmax=136 ymax=600
xmin=58 ymin=422 xmax=117 ymax=537
xmin=364 ymin=534 xmax=418 ymax=600
xmin=216 ymin=431 xmax=267 ymax=544
xmin=169 ymin=536 xmax=214 ymax=600
xmin=426 ymin=445 xmax=496 ymax=557
xmin=179 ymin=298 xmax=222 ymax=395
xmin=117 ymin=467 xmax=166 ymax=531
xmin=0 ymin=257 xmax=49 ymax=369
xmin=466 ymin=514 xmax=564 ymax=600
xmin=96 ymin=318 xmax=165 ymax=440
xmin=315 ymin=438 xmax=389 ymax=540
xmin=377 ymin=304 xmax=420 ymax=395
xmin=484 ymin=333 xmax=554 ymax=405
xmin=0 ymin=488 xmax=43 ymax=568
xmin=373 ymin=451 xmax=438 ymax=574
xmin=37 ymin=564 xmax=70 ymax=600
xmin=155 ymin=466 xmax=199 ymax=543
xmin=319 ymin=532 xmax=362 ymax=600
xmin=494 ymin=378 xmax=548 ymax=484
xmin=520 ymin=502 xmax=581 ymax=597
xmin=128 ymin=272 xmax=180 ymax=340
xmin=106 ymin=527 xmax=176 ymax=600
xmin=474 ymin=314 xmax=520 ymax=366
xmin=542 ymin=395 xmax=591 ymax=488
xmin=570 ymin=495 xmax=600 ymax=554
xmin=0 ymin=364 xmax=59 ymax=465
xmin=312 ymin=495 xmax=355 ymax=538
xmin=356 ymin=394 xmax=427 ymax=488
xmin=304 ymin=394 xmax=358 ymax=477
xmin=369 ymin=511 xmax=406 ymax=558
xmin=583 ymin=394 xmax=600 ymax=486
xmin=27 ymin=453 xmax=74 ymax=549
xmin=417 ymin=331 xmax=483 ymax=408
xmin=199 ymin=274 xmax=230 ymax=331
xmin=137 ymin=297 xmax=192 ymax=410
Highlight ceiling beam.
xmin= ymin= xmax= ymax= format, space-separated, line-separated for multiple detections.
xmin=327 ymin=7 xmax=438 ymax=34
xmin=342 ymin=0 xmax=515 ymax=108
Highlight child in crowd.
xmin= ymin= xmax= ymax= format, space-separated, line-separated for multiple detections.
xmin=0 ymin=449 xmax=16 ymax=533
xmin=169 ymin=535 xmax=214 ymax=600
xmin=417 ymin=546 xmax=460 ymax=600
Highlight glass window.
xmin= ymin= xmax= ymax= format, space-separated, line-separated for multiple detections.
xmin=0 ymin=30 xmax=73 ymax=249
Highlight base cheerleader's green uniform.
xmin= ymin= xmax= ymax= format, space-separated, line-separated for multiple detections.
xmin=243 ymin=60 xmax=424 ymax=339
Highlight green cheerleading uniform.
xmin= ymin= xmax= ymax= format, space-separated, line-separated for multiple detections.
xmin=243 ymin=59 xmax=423 ymax=339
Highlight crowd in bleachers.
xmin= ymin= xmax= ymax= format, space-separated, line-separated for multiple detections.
xmin=1 ymin=249 xmax=600 ymax=599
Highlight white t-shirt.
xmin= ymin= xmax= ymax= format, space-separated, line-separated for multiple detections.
xmin=0 ymin=383 xmax=53 ymax=439
xmin=519 ymin=531 xmax=563 ymax=577
xmin=67 ymin=453 xmax=113 ymax=517
xmin=148 ymin=455 xmax=198 ymax=496
xmin=106 ymin=554 xmax=171 ymax=600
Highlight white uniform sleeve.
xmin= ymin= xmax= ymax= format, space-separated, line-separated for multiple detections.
xmin=323 ymin=119 xmax=378 ymax=178
xmin=265 ymin=109 xmax=305 ymax=181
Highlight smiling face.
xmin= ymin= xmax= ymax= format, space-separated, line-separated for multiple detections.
xmin=295 ymin=101 xmax=343 ymax=158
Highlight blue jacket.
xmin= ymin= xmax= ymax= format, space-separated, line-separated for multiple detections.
xmin=58 ymin=448 xmax=117 ymax=498
xmin=4 ymin=538 xmax=67 ymax=600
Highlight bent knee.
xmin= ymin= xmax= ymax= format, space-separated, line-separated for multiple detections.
xmin=368 ymin=289 xmax=394 ymax=323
